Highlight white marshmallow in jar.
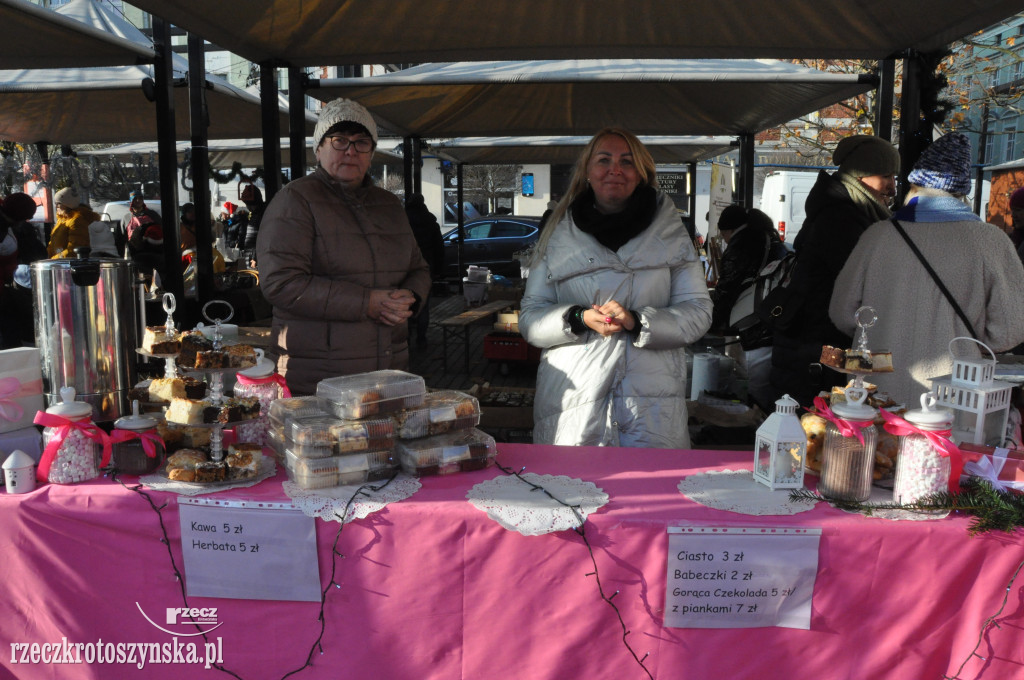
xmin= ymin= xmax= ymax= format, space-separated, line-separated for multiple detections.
xmin=233 ymin=349 xmax=288 ymax=447
xmin=37 ymin=387 xmax=103 ymax=484
xmin=891 ymin=393 xmax=955 ymax=505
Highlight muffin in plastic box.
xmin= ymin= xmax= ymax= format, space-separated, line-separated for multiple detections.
xmin=286 ymin=414 xmax=345 ymax=459
xmin=396 ymin=428 xmax=497 ymax=476
xmin=284 ymin=449 xmax=397 ymax=490
xmin=392 ymin=390 xmax=481 ymax=439
xmin=269 ymin=396 xmax=328 ymax=438
xmin=317 ymin=370 xmax=426 ymax=419
xmin=267 ymin=428 xmax=287 ymax=464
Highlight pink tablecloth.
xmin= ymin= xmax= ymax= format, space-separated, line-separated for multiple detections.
xmin=0 ymin=444 xmax=1022 ymax=679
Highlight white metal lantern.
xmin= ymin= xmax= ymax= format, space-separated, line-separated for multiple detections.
xmin=929 ymin=337 xmax=1013 ymax=446
xmin=753 ymin=394 xmax=807 ymax=490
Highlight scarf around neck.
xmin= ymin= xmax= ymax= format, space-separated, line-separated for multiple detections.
xmin=837 ymin=171 xmax=892 ymax=224
xmin=894 ymin=195 xmax=982 ymax=223
xmin=570 ymin=184 xmax=658 ymax=252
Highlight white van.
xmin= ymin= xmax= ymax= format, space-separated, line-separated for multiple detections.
xmin=758 ymin=170 xmax=818 ymax=244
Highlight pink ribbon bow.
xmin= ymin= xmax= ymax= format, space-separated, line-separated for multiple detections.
xmin=811 ymin=396 xmax=874 ymax=445
xmin=235 ymin=371 xmax=291 ymax=398
xmin=0 ymin=376 xmax=43 ymax=424
xmin=33 ymin=411 xmax=112 ymax=483
xmin=109 ymin=429 xmax=164 ymax=461
xmin=879 ymin=408 xmax=965 ymax=493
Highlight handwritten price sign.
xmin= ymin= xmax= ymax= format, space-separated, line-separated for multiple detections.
xmin=664 ymin=526 xmax=820 ymax=629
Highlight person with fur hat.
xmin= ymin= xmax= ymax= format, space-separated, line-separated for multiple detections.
xmin=830 ymin=132 xmax=1024 ymax=404
xmin=768 ymin=134 xmax=900 ymax=407
xmin=255 ymin=97 xmax=430 ymax=394
xmin=47 ymin=186 xmax=100 ymax=259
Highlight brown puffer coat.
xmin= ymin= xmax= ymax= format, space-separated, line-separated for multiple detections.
xmin=256 ymin=167 xmax=431 ymax=395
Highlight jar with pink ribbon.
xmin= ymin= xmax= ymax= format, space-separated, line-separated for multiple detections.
xmin=888 ymin=393 xmax=956 ymax=505
xmin=816 ymin=388 xmax=878 ymax=502
xmin=110 ymin=400 xmax=165 ymax=475
xmin=34 ymin=387 xmax=108 ymax=484
xmin=233 ymin=349 xmax=290 ymax=447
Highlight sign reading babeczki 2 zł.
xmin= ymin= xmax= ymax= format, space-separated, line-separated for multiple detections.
xmin=664 ymin=526 xmax=820 ymax=629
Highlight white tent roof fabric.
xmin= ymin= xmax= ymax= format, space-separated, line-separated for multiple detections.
xmin=426 ymin=136 xmax=736 ymax=165
xmin=125 ymin=0 xmax=1022 ymax=65
xmin=0 ymin=0 xmax=154 ymax=69
xmin=0 ymin=0 xmax=314 ymax=144
xmin=309 ymin=60 xmax=874 ymax=138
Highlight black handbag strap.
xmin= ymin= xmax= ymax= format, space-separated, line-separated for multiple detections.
xmin=891 ymin=218 xmax=977 ymax=339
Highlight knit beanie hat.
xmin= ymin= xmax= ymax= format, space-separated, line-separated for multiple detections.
xmin=832 ymin=135 xmax=900 ymax=178
xmin=1 ymin=192 xmax=37 ymax=221
xmin=313 ymin=98 xmax=378 ymax=148
xmin=1009 ymin=187 xmax=1024 ymax=210
xmin=907 ymin=132 xmax=972 ymax=196
xmin=717 ymin=204 xmax=748 ymax=231
xmin=54 ymin=187 xmax=81 ymax=209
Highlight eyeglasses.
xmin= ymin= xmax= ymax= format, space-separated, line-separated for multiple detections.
xmin=326 ymin=136 xmax=374 ymax=153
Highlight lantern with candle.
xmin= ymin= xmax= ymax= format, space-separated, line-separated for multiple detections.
xmin=753 ymin=394 xmax=807 ymax=490
xmin=929 ymin=338 xmax=1012 ymax=447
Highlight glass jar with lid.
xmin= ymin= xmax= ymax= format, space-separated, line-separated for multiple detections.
xmin=891 ymin=393 xmax=954 ymax=505
xmin=37 ymin=386 xmax=103 ymax=484
xmin=111 ymin=400 xmax=165 ymax=475
xmin=233 ymin=348 xmax=287 ymax=447
xmin=817 ymin=387 xmax=878 ymax=502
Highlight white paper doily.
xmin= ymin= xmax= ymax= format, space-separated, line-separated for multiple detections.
xmin=139 ymin=456 xmax=277 ymax=496
xmin=678 ymin=469 xmax=819 ymax=516
xmin=283 ymin=472 xmax=421 ymax=523
xmin=466 ymin=473 xmax=609 ymax=536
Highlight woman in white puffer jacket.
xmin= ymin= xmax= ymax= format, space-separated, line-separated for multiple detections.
xmin=519 ymin=128 xmax=712 ymax=448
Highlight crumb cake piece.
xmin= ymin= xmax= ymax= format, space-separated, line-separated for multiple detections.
xmin=195 ymin=350 xmax=230 ymax=369
xmin=142 ymin=326 xmax=181 ymax=355
xmin=178 ymin=331 xmax=213 ymax=368
xmin=149 ymin=377 xmax=185 ymax=403
xmin=224 ymin=344 xmax=258 ymax=369
xmin=819 ymin=345 xmax=845 ymax=369
xmin=193 ymin=460 xmax=227 ymax=483
xmin=225 ymin=443 xmax=261 ymax=479
xmin=166 ymin=398 xmax=206 ymax=425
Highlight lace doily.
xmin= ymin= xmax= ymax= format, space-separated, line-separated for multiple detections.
xmin=466 ymin=473 xmax=609 ymax=536
xmin=139 ymin=456 xmax=278 ymax=496
xmin=283 ymin=472 xmax=421 ymax=523
xmin=678 ymin=469 xmax=819 ymax=516
xmin=832 ymin=484 xmax=950 ymax=522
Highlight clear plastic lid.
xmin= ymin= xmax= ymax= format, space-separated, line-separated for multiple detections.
xmin=396 ymin=428 xmax=497 ymax=469
xmin=903 ymin=392 xmax=954 ymax=430
xmin=268 ymin=396 xmax=327 ymax=427
xmin=392 ymin=390 xmax=481 ymax=439
xmin=45 ymin=386 xmax=92 ymax=421
xmin=114 ymin=400 xmax=158 ymax=431
xmin=316 ymin=370 xmax=426 ymax=419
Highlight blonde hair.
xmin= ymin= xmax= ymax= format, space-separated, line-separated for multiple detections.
xmin=531 ymin=128 xmax=657 ymax=262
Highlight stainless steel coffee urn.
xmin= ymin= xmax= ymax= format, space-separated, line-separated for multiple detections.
xmin=30 ymin=255 xmax=140 ymax=422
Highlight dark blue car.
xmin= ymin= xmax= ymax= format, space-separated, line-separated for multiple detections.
xmin=441 ymin=216 xmax=541 ymax=279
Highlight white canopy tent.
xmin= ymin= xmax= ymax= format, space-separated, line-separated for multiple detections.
xmin=0 ymin=0 xmax=154 ymax=69
xmin=426 ymin=136 xmax=736 ymax=165
xmin=308 ymin=60 xmax=875 ymax=139
xmin=0 ymin=0 xmax=314 ymax=144
xmin=125 ymin=0 xmax=1021 ymax=65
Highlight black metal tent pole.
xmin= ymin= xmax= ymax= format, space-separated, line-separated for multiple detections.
xmin=898 ymin=49 xmax=925 ymax=205
xmin=151 ymin=17 xmax=183 ymax=301
xmin=187 ymin=31 xmax=214 ymax=302
xmin=288 ymin=65 xmax=307 ymax=180
xmin=413 ymin=136 xmax=423 ymax=196
xmin=403 ymin=136 xmax=414 ymax=198
xmin=687 ymin=161 xmax=698 ymax=223
xmin=457 ymin=162 xmax=465 ymax=293
xmin=737 ymin=132 xmax=755 ymax=207
xmin=260 ymin=62 xmax=283 ymax=201
xmin=876 ymin=59 xmax=895 ymax=143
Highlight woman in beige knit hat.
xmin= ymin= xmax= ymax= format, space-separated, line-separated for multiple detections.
xmin=47 ymin=187 xmax=100 ymax=259
xmin=255 ymin=98 xmax=431 ymax=394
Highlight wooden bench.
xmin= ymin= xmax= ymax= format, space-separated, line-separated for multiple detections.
xmin=437 ymin=299 xmax=515 ymax=374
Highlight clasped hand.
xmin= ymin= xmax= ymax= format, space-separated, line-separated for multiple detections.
xmin=369 ymin=288 xmax=416 ymax=326
xmin=584 ymin=299 xmax=634 ymax=337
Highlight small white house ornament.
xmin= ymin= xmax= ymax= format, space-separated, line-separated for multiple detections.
xmin=3 ymin=449 xmax=36 ymax=494
xmin=753 ymin=394 xmax=807 ymax=490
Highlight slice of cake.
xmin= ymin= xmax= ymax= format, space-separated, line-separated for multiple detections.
xmin=142 ymin=326 xmax=181 ymax=355
xmin=224 ymin=344 xmax=258 ymax=369
xmin=194 ymin=460 xmax=227 ymax=483
xmin=181 ymin=376 xmax=207 ymax=399
xmin=195 ymin=350 xmax=230 ymax=369
xmin=225 ymin=443 xmax=261 ymax=479
xmin=166 ymin=398 xmax=205 ymax=425
xmin=867 ymin=351 xmax=894 ymax=373
xmin=165 ymin=448 xmax=206 ymax=482
xmin=149 ymin=377 xmax=185 ymax=403
xmin=819 ymin=345 xmax=845 ymax=369
xmin=178 ymin=331 xmax=213 ymax=368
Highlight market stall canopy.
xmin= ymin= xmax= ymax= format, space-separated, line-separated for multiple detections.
xmin=0 ymin=0 xmax=315 ymax=144
xmin=309 ymin=60 xmax=874 ymax=138
xmin=426 ymin=136 xmax=736 ymax=165
xmin=125 ymin=0 xmax=1021 ymax=65
xmin=0 ymin=0 xmax=154 ymax=69
xmin=79 ymin=137 xmax=404 ymax=169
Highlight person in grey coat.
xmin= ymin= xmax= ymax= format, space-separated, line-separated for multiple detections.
xmin=519 ymin=128 xmax=712 ymax=448
xmin=830 ymin=132 xmax=1024 ymax=405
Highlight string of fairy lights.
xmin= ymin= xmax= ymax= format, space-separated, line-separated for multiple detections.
xmin=493 ymin=461 xmax=654 ymax=679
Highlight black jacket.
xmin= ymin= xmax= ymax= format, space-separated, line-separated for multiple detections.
xmin=769 ymin=170 xmax=880 ymax=406
xmin=711 ymin=226 xmax=784 ymax=332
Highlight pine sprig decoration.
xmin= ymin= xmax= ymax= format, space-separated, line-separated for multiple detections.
xmin=789 ymin=478 xmax=1024 ymax=535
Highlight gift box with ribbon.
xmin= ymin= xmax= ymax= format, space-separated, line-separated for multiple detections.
xmin=959 ymin=442 xmax=1024 ymax=493
xmin=0 ymin=348 xmax=45 ymax=435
